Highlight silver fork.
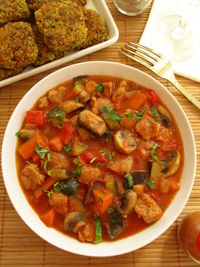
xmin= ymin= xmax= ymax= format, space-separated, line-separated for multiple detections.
xmin=121 ymin=42 xmax=200 ymax=110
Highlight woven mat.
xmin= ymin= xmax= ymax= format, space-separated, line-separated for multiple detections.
xmin=0 ymin=1 xmax=200 ymax=266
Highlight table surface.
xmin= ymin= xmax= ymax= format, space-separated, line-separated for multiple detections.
xmin=0 ymin=1 xmax=200 ymax=266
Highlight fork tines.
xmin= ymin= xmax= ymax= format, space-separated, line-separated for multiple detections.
xmin=121 ymin=42 xmax=161 ymax=68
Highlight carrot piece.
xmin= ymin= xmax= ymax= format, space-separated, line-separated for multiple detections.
xmin=49 ymin=135 xmax=63 ymax=152
xmin=127 ymin=93 xmax=147 ymax=109
xmin=40 ymin=209 xmax=56 ymax=227
xmin=170 ymin=181 xmax=180 ymax=192
xmin=26 ymin=110 xmax=45 ymax=127
xmin=93 ymin=188 xmax=113 ymax=214
xmin=34 ymin=177 xmax=56 ymax=199
xmin=17 ymin=133 xmax=47 ymax=160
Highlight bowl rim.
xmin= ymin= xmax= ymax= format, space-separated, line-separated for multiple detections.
xmin=1 ymin=61 xmax=196 ymax=257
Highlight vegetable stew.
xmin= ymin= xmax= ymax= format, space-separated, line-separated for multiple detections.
xmin=16 ymin=75 xmax=184 ymax=243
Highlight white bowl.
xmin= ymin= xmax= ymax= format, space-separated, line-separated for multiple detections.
xmin=1 ymin=61 xmax=196 ymax=257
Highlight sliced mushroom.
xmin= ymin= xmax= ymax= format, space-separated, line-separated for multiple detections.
xmin=114 ymin=130 xmax=136 ymax=154
xmin=64 ymin=211 xmax=85 ymax=232
xmin=17 ymin=128 xmax=36 ymax=141
xmin=163 ymin=151 xmax=181 ymax=177
xmin=120 ymin=190 xmax=137 ymax=217
xmin=78 ymin=110 xmax=107 ymax=136
xmin=61 ymin=100 xmax=84 ymax=114
xmin=157 ymin=104 xmax=172 ymax=127
xmin=105 ymin=222 xmax=126 ymax=240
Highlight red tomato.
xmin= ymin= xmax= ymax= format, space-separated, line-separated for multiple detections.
xmin=81 ymin=151 xmax=106 ymax=164
xmin=149 ymin=90 xmax=159 ymax=107
xmin=59 ymin=123 xmax=73 ymax=145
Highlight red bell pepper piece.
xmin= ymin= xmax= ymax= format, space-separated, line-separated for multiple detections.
xmin=81 ymin=151 xmax=106 ymax=164
xmin=26 ymin=110 xmax=45 ymax=127
xmin=59 ymin=123 xmax=73 ymax=145
xmin=149 ymin=90 xmax=159 ymax=107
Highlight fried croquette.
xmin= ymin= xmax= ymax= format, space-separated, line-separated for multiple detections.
xmin=82 ymin=9 xmax=109 ymax=48
xmin=0 ymin=0 xmax=30 ymax=26
xmin=0 ymin=67 xmax=23 ymax=81
xmin=35 ymin=1 xmax=87 ymax=52
xmin=32 ymin=26 xmax=65 ymax=66
xmin=0 ymin=22 xmax=38 ymax=70
xmin=27 ymin=0 xmax=87 ymax=11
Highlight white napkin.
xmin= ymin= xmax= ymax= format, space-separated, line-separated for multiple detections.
xmin=140 ymin=0 xmax=200 ymax=82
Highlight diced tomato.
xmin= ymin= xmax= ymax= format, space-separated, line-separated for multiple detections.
xmin=149 ymin=90 xmax=159 ymax=107
xmin=65 ymin=88 xmax=77 ymax=100
xmin=26 ymin=110 xmax=45 ymax=127
xmin=148 ymin=191 xmax=159 ymax=202
xmin=59 ymin=123 xmax=73 ymax=145
xmin=81 ymin=151 xmax=106 ymax=164
xmin=160 ymin=140 xmax=177 ymax=152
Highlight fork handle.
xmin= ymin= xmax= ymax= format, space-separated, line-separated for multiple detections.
xmin=170 ymin=78 xmax=200 ymax=110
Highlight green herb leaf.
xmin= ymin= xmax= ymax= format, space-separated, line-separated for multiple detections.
xmin=145 ymin=179 xmax=156 ymax=190
xmin=102 ymin=130 xmax=112 ymax=142
xmin=150 ymin=106 xmax=160 ymax=119
xmin=95 ymin=162 xmax=101 ymax=167
xmin=114 ymin=179 xmax=119 ymax=195
xmin=98 ymin=197 xmax=103 ymax=204
xmin=15 ymin=131 xmax=20 ymax=137
xmin=73 ymin=158 xmax=79 ymax=165
xmin=106 ymin=111 xmax=122 ymax=122
xmin=44 ymin=153 xmax=51 ymax=171
xmin=100 ymin=106 xmax=110 ymax=114
xmin=109 ymin=210 xmax=122 ymax=224
xmin=126 ymin=111 xmax=135 ymax=119
xmin=42 ymin=189 xmax=51 ymax=198
xmin=74 ymin=96 xmax=79 ymax=103
xmin=136 ymin=108 xmax=146 ymax=122
xmin=72 ymin=164 xmax=82 ymax=176
xmin=151 ymin=144 xmax=165 ymax=169
xmin=124 ymin=173 xmax=134 ymax=189
xmin=35 ymin=144 xmax=48 ymax=159
xmin=47 ymin=107 xmax=65 ymax=128
xmin=53 ymin=178 xmax=79 ymax=195
xmin=95 ymin=84 xmax=104 ymax=93
xmin=107 ymin=206 xmax=115 ymax=214
xmin=108 ymin=152 xmax=114 ymax=161
xmin=64 ymin=141 xmax=72 ymax=152
xmin=94 ymin=216 xmax=102 ymax=244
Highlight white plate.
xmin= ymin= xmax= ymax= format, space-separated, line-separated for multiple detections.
xmin=2 ymin=61 xmax=196 ymax=257
xmin=0 ymin=0 xmax=119 ymax=88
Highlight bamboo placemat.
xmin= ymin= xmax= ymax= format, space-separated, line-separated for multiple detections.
xmin=0 ymin=1 xmax=200 ymax=266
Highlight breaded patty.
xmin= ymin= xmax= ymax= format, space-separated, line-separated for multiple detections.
xmin=81 ymin=9 xmax=109 ymax=48
xmin=35 ymin=1 xmax=87 ymax=52
xmin=27 ymin=0 xmax=87 ymax=11
xmin=32 ymin=26 xmax=65 ymax=66
xmin=0 ymin=0 xmax=30 ymax=26
xmin=0 ymin=67 xmax=23 ymax=81
xmin=0 ymin=22 xmax=38 ymax=70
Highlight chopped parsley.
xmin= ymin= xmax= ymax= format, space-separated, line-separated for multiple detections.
xmin=150 ymin=106 xmax=160 ymax=119
xmin=95 ymin=84 xmax=104 ymax=93
xmin=42 ymin=189 xmax=51 ymax=198
xmin=64 ymin=141 xmax=72 ymax=152
xmin=145 ymin=179 xmax=156 ymax=190
xmin=47 ymin=107 xmax=65 ymax=128
xmin=98 ymin=197 xmax=103 ymax=204
xmin=126 ymin=111 xmax=135 ymax=119
xmin=107 ymin=206 xmax=115 ymax=214
xmin=106 ymin=111 xmax=122 ymax=122
xmin=15 ymin=131 xmax=20 ymax=137
xmin=44 ymin=153 xmax=51 ymax=171
xmin=72 ymin=158 xmax=82 ymax=176
xmin=95 ymin=162 xmax=101 ymax=167
xmin=35 ymin=144 xmax=48 ymax=159
xmin=53 ymin=178 xmax=79 ymax=195
xmin=124 ymin=173 xmax=134 ymax=189
xmin=94 ymin=216 xmax=102 ymax=244
xmin=136 ymin=108 xmax=146 ymax=122
xmin=74 ymin=95 xmax=79 ymax=103
xmin=108 ymin=152 xmax=115 ymax=161
xmin=151 ymin=144 xmax=166 ymax=169
xmin=100 ymin=106 xmax=110 ymax=114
